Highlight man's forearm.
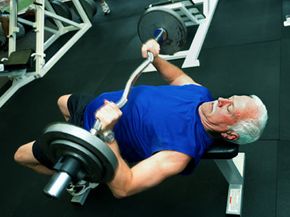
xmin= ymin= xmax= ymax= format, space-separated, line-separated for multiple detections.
xmin=106 ymin=141 xmax=134 ymax=198
xmin=153 ymin=56 xmax=185 ymax=85
xmin=141 ymin=39 xmax=194 ymax=86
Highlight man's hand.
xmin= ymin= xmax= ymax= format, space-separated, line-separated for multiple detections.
xmin=141 ymin=39 xmax=160 ymax=58
xmin=95 ymin=100 xmax=122 ymax=132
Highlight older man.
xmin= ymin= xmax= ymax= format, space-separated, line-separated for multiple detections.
xmin=14 ymin=39 xmax=268 ymax=198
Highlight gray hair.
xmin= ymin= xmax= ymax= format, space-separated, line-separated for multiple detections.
xmin=227 ymin=95 xmax=268 ymax=145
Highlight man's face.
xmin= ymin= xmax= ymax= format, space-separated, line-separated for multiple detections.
xmin=199 ymin=95 xmax=259 ymax=132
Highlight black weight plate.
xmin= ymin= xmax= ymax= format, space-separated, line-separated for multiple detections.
xmin=51 ymin=0 xmax=72 ymax=20
xmin=50 ymin=139 xmax=104 ymax=181
xmin=138 ymin=7 xmax=187 ymax=55
xmin=39 ymin=122 xmax=118 ymax=182
xmin=79 ymin=0 xmax=97 ymax=22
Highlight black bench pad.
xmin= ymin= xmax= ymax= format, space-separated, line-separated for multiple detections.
xmin=2 ymin=49 xmax=33 ymax=71
xmin=202 ymin=139 xmax=239 ymax=160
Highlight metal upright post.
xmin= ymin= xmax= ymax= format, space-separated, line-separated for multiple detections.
xmin=8 ymin=0 xmax=18 ymax=54
xmin=34 ymin=0 xmax=46 ymax=76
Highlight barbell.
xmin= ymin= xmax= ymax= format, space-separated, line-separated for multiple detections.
xmin=40 ymin=6 xmax=188 ymax=201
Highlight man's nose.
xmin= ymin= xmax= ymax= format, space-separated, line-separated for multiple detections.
xmin=217 ymin=97 xmax=232 ymax=107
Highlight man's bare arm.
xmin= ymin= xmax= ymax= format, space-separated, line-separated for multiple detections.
xmin=153 ymin=56 xmax=199 ymax=86
xmin=107 ymin=141 xmax=191 ymax=198
xmin=141 ymin=39 xmax=201 ymax=86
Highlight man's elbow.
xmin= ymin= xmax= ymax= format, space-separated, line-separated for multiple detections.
xmin=111 ymin=185 xmax=138 ymax=199
xmin=111 ymin=190 xmax=130 ymax=199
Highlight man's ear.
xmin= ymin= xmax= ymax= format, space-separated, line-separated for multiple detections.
xmin=221 ymin=130 xmax=239 ymax=141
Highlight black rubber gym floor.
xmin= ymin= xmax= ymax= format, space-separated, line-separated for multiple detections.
xmin=0 ymin=0 xmax=289 ymax=216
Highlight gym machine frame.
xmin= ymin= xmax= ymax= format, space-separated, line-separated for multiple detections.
xmin=143 ymin=0 xmax=219 ymax=72
xmin=0 ymin=0 xmax=92 ymax=108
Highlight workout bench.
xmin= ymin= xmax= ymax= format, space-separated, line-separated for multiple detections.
xmin=0 ymin=0 xmax=95 ymax=108
xmin=142 ymin=0 xmax=219 ymax=72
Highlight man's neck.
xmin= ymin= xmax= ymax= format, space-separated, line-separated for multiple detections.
xmin=198 ymin=105 xmax=210 ymax=131
xmin=198 ymin=105 xmax=220 ymax=139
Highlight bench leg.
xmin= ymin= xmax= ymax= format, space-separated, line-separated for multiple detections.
xmin=215 ymin=153 xmax=245 ymax=216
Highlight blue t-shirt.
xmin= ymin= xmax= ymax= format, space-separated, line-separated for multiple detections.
xmin=83 ymin=84 xmax=213 ymax=167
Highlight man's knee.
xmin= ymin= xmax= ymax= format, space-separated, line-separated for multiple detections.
xmin=15 ymin=141 xmax=55 ymax=174
xmin=14 ymin=142 xmax=36 ymax=165
xmin=57 ymin=94 xmax=71 ymax=120
xmin=57 ymin=94 xmax=70 ymax=109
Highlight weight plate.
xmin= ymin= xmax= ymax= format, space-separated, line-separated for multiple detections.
xmin=39 ymin=122 xmax=118 ymax=182
xmin=138 ymin=7 xmax=187 ymax=55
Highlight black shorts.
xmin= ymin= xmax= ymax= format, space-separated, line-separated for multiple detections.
xmin=32 ymin=94 xmax=95 ymax=169
xmin=67 ymin=94 xmax=95 ymax=126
